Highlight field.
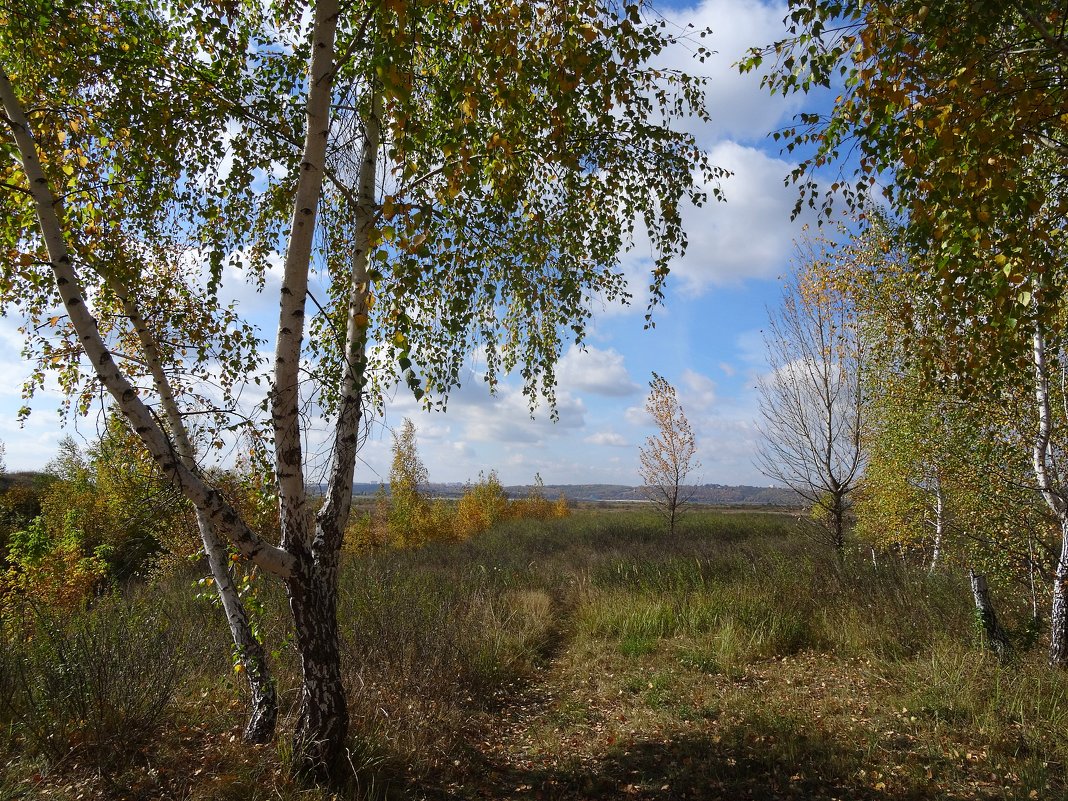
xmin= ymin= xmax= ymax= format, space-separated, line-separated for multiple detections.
xmin=2 ymin=510 xmax=1067 ymax=800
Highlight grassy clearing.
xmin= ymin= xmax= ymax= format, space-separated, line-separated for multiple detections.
xmin=2 ymin=509 xmax=1067 ymax=799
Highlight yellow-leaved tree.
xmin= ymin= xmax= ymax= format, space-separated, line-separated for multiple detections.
xmin=639 ymin=374 xmax=701 ymax=535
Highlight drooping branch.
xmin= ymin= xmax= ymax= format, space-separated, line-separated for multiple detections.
xmin=0 ymin=66 xmax=295 ymax=578
xmin=111 ymin=275 xmax=278 ymax=742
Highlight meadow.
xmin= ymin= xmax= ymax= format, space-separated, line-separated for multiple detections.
xmin=2 ymin=509 xmax=1066 ymax=800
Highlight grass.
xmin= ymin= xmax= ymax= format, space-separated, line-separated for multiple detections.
xmin=2 ymin=508 xmax=1067 ymax=799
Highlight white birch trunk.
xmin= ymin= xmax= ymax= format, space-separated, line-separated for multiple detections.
xmin=1030 ymin=326 xmax=1068 ymax=666
xmin=0 ymin=69 xmax=294 ymax=579
xmin=928 ymin=478 xmax=944 ymax=575
xmin=262 ymin=0 xmax=353 ymax=779
xmin=115 ymin=284 xmax=277 ymax=742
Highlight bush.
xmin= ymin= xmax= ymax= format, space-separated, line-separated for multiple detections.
xmin=2 ymin=518 xmax=111 ymax=634
xmin=454 ymin=471 xmax=510 ymax=539
xmin=0 ymin=599 xmax=187 ymax=768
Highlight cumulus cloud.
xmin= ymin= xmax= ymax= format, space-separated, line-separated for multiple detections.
xmin=653 ymin=0 xmax=804 ymax=146
xmin=557 ymin=345 xmax=641 ymax=397
xmin=611 ymin=143 xmax=820 ymax=312
xmin=584 ymin=430 xmax=630 ymax=448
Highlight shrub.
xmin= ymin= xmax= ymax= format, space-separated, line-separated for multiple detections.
xmin=0 ymin=599 xmax=186 ymax=768
xmin=454 ymin=471 xmax=510 ymax=539
xmin=2 ymin=518 xmax=110 ymax=635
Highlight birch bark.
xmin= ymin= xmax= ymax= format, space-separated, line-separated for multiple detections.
xmin=1030 ymin=326 xmax=1068 ymax=666
xmin=0 ymin=69 xmax=295 ymax=579
xmin=114 ymin=283 xmax=277 ymax=743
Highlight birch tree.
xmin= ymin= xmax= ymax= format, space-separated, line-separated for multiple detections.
xmin=755 ymin=244 xmax=865 ymax=550
xmin=639 ymin=373 xmax=700 ymax=535
xmin=741 ymin=0 xmax=1067 ymax=373
xmin=1029 ymin=318 xmax=1068 ymax=665
xmin=0 ymin=0 xmax=719 ymax=778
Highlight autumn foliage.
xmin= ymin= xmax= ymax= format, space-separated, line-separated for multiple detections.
xmin=347 ymin=420 xmax=569 ymax=551
xmin=639 ymin=373 xmax=701 ymax=535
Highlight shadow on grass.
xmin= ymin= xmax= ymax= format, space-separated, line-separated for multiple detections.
xmin=424 ymin=720 xmax=997 ymax=801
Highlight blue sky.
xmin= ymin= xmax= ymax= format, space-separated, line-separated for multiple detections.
xmin=0 ymin=0 xmax=834 ymax=487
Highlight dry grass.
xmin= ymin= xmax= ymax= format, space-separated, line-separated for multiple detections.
xmin=2 ymin=509 xmax=1066 ymax=800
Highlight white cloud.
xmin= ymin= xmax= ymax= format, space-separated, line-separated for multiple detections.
xmin=719 ymin=361 xmax=736 ymax=377
xmin=681 ymin=368 xmax=717 ymax=410
xmin=654 ymin=0 xmax=804 ymax=146
xmin=584 ymin=430 xmax=630 ymax=448
xmin=557 ymin=345 xmax=641 ymax=397
xmin=624 ymin=404 xmax=650 ymax=427
xmin=615 ymin=143 xmax=820 ymax=305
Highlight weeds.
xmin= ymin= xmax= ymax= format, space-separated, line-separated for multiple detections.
xmin=3 ymin=509 xmax=1068 ymax=800
xmin=0 ymin=599 xmax=187 ymax=767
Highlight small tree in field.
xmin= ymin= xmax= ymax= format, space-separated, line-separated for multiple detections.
xmin=639 ymin=374 xmax=701 ymax=535
xmin=756 ymin=246 xmax=866 ymax=552
xmin=386 ymin=418 xmax=432 ymax=547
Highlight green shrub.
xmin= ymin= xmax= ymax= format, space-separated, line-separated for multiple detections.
xmin=0 ymin=599 xmax=186 ymax=767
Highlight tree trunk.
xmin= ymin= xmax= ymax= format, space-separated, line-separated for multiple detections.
xmin=928 ymin=480 xmax=943 ymax=574
xmin=201 ymin=517 xmax=277 ymax=742
xmin=831 ymin=495 xmax=846 ymax=550
xmin=970 ymin=570 xmax=1012 ymax=662
xmin=1049 ymin=522 xmax=1068 ymax=666
xmin=1032 ymin=326 xmax=1068 ymax=666
xmin=286 ymin=546 xmax=347 ymax=780
xmin=114 ymin=281 xmax=278 ymax=743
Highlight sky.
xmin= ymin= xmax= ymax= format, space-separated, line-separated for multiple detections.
xmin=0 ymin=0 xmax=836 ymax=487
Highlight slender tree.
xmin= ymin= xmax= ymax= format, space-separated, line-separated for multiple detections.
xmin=386 ymin=418 xmax=431 ymax=546
xmin=755 ymin=243 xmax=866 ymax=550
xmin=639 ymin=373 xmax=700 ymax=535
xmin=1029 ymin=317 xmax=1068 ymax=665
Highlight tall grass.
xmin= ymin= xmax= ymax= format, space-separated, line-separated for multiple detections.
xmin=0 ymin=598 xmax=191 ymax=767
xmin=3 ymin=508 xmax=1066 ymax=798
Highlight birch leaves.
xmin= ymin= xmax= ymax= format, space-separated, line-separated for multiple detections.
xmin=741 ymin=0 xmax=1068 ymax=380
xmin=639 ymin=374 xmax=700 ymax=536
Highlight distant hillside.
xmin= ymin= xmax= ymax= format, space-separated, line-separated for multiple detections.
xmin=350 ymin=482 xmax=800 ymax=507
